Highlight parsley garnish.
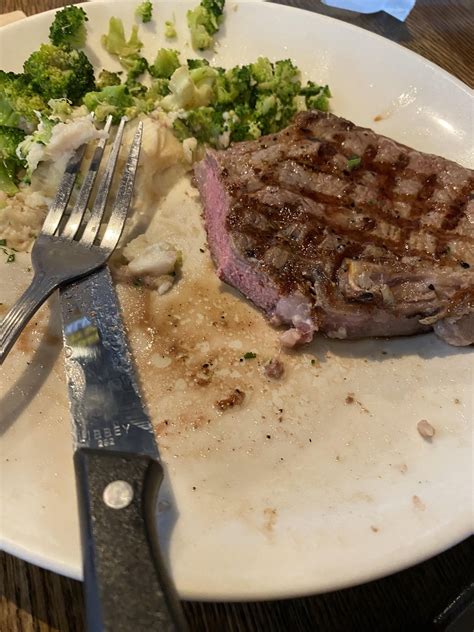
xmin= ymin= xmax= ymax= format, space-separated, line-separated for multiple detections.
xmin=347 ymin=155 xmax=361 ymax=171
xmin=1 ymin=241 xmax=16 ymax=263
xmin=243 ymin=352 xmax=257 ymax=360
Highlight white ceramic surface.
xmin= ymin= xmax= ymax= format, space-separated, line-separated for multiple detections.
xmin=0 ymin=1 xmax=473 ymax=601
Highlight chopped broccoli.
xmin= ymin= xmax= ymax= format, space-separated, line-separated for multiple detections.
xmin=214 ymin=66 xmax=252 ymax=106
xmin=167 ymin=56 xmax=331 ymax=148
xmin=250 ymin=57 xmax=274 ymax=86
xmin=128 ymin=78 xmax=170 ymax=115
xmin=101 ymin=17 xmax=147 ymax=86
xmin=299 ymin=81 xmax=331 ymax=97
xmin=49 ymin=5 xmax=88 ymax=49
xmin=24 ymin=44 xmax=95 ymax=104
xmin=165 ymin=20 xmax=177 ymax=39
xmin=148 ymin=78 xmax=171 ymax=98
xmin=135 ymin=1 xmax=153 ymax=23
xmin=299 ymin=82 xmax=331 ymax=112
xmin=187 ymin=58 xmax=210 ymax=70
xmin=173 ymin=107 xmax=223 ymax=144
xmin=102 ymin=17 xmax=143 ymax=60
xmin=187 ymin=0 xmax=225 ymax=50
xmin=253 ymin=92 xmax=296 ymax=136
xmin=83 ymin=84 xmax=133 ymax=123
xmin=272 ymin=59 xmax=301 ymax=100
xmin=150 ymin=49 xmax=181 ymax=79
xmin=48 ymin=98 xmax=73 ymax=120
xmin=250 ymin=58 xmax=301 ymax=100
xmin=0 ymin=71 xmax=48 ymax=131
xmin=160 ymin=65 xmax=217 ymax=111
xmin=0 ymin=125 xmax=26 ymax=195
xmin=123 ymin=56 xmax=149 ymax=84
xmin=96 ymin=69 xmax=122 ymax=89
xmin=227 ymin=104 xmax=262 ymax=142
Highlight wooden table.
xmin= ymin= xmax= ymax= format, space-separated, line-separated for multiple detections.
xmin=1 ymin=1 xmax=473 ymax=630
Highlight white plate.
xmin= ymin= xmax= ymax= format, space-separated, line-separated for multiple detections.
xmin=0 ymin=1 xmax=472 ymax=601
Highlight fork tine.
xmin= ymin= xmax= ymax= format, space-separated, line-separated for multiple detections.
xmin=41 ymin=144 xmax=87 ymax=236
xmin=80 ymin=117 xmax=127 ymax=247
xmin=61 ymin=115 xmax=113 ymax=241
xmin=100 ymin=122 xmax=143 ymax=253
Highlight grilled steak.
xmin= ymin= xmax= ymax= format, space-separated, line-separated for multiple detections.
xmin=194 ymin=110 xmax=474 ymax=346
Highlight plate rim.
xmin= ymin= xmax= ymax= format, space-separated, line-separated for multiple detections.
xmin=0 ymin=0 xmax=472 ymax=600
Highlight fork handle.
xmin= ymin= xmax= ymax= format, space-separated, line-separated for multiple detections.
xmin=0 ymin=273 xmax=58 ymax=364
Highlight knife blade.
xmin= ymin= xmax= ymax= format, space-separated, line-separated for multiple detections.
xmin=60 ymin=266 xmax=188 ymax=632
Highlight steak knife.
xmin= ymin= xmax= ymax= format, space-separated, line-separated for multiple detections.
xmin=60 ymin=267 xmax=188 ymax=632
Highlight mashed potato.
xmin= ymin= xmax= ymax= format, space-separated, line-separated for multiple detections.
xmin=0 ymin=115 xmax=187 ymax=274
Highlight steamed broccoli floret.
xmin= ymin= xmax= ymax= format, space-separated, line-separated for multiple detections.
xmin=49 ymin=5 xmax=88 ymax=49
xmin=0 ymin=71 xmax=48 ymax=131
xmin=83 ymin=85 xmax=134 ymax=123
xmin=24 ymin=44 xmax=95 ymax=104
xmin=96 ymin=69 xmax=122 ymax=89
xmin=135 ymin=1 xmax=153 ymax=23
xmin=149 ymin=49 xmax=180 ymax=79
xmin=165 ymin=20 xmax=177 ymax=39
xmin=187 ymin=0 xmax=225 ymax=50
xmin=0 ymin=125 xmax=26 ymax=195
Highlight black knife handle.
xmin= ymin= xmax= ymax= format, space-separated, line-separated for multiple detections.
xmin=74 ymin=448 xmax=188 ymax=632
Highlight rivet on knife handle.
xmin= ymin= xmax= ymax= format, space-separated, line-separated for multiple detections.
xmin=74 ymin=449 xmax=188 ymax=632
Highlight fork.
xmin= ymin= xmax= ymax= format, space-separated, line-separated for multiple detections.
xmin=0 ymin=116 xmax=142 ymax=365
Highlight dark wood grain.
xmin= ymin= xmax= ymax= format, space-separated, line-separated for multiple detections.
xmin=273 ymin=0 xmax=473 ymax=87
xmin=2 ymin=540 xmax=474 ymax=632
xmin=1 ymin=1 xmax=473 ymax=631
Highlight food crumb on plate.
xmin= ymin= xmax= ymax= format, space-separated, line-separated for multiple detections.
xmin=417 ymin=419 xmax=435 ymax=440
xmin=412 ymin=495 xmax=426 ymax=511
xmin=264 ymin=357 xmax=284 ymax=379
xmin=215 ymin=388 xmax=245 ymax=411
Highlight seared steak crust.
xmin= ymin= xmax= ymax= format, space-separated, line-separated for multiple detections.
xmin=195 ymin=110 xmax=474 ymax=346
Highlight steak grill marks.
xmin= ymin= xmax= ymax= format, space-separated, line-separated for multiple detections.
xmin=195 ymin=110 xmax=474 ymax=346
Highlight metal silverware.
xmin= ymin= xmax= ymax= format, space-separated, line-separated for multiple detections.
xmin=60 ymin=267 xmax=188 ymax=632
xmin=59 ymin=131 xmax=188 ymax=629
xmin=1 ymin=115 xmax=129 ymax=364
